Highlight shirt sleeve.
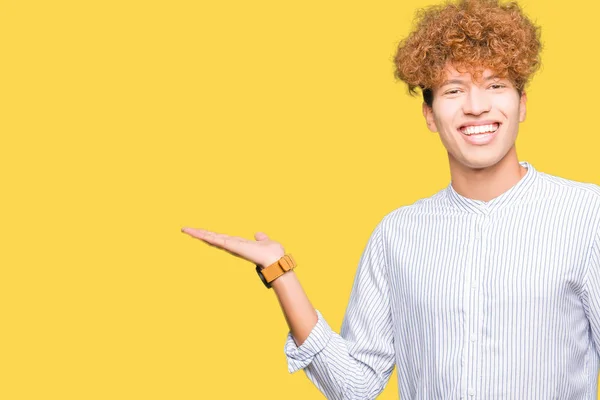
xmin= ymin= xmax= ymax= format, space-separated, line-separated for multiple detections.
xmin=584 ymin=227 xmax=600 ymax=359
xmin=283 ymin=222 xmax=396 ymax=399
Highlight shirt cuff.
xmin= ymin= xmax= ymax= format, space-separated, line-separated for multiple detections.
xmin=284 ymin=309 xmax=334 ymax=373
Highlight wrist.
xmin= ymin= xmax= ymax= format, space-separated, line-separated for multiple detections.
xmin=271 ymin=270 xmax=296 ymax=290
xmin=259 ymin=253 xmax=285 ymax=268
xmin=256 ymin=254 xmax=296 ymax=288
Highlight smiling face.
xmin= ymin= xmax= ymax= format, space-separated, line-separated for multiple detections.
xmin=423 ymin=64 xmax=527 ymax=171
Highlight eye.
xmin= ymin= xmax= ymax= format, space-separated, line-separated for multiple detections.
xmin=444 ymin=89 xmax=461 ymax=95
xmin=489 ymin=83 xmax=506 ymax=90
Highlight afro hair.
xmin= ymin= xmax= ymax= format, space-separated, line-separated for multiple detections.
xmin=394 ymin=0 xmax=542 ymax=105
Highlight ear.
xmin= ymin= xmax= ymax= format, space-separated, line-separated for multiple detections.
xmin=422 ymin=102 xmax=438 ymax=132
xmin=518 ymin=90 xmax=527 ymax=123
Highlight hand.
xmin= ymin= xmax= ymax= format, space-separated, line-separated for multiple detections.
xmin=180 ymin=227 xmax=286 ymax=267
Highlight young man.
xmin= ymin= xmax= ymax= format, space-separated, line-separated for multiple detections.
xmin=182 ymin=0 xmax=600 ymax=398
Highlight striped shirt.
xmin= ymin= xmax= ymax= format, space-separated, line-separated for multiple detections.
xmin=284 ymin=161 xmax=600 ymax=399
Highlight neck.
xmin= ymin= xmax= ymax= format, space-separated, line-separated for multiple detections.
xmin=448 ymin=147 xmax=527 ymax=202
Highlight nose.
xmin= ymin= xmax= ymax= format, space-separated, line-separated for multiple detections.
xmin=462 ymin=87 xmax=491 ymax=115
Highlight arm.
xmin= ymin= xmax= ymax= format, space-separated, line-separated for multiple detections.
xmin=583 ymin=227 xmax=600 ymax=357
xmin=283 ymin=223 xmax=395 ymax=399
xmin=180 ymin=228 xmax=318 ymax=345
xmin=271 ymin=270 xmax=318 ymax=346
xmin=181 ymin=224 xmax=395 ymax=399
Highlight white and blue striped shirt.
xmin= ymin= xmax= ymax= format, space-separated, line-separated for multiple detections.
xmin=284 ymin=161 xmax=600 ymax=399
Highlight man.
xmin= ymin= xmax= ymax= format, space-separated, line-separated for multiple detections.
xmin=182 ymin=0 xmax=600 ymax=398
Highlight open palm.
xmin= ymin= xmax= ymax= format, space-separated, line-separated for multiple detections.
xmin=181 ymin=227 xmax=285 ymax=268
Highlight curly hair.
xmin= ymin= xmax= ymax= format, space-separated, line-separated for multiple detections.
xmin=394 ymin=0 xmax=542 ymax=106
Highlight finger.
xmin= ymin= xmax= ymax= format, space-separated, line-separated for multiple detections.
xmin=181 ymin=227 xmax=224 ymax=244
xmin=182 ymin=228 xmax=231 ymax=243
xmin=186 ymin=229 xmax=250 ymax=254
xmin=254 ymin=232 xmax=269 ymax=241
xmin=181 ymin=227 xmax=212 ymax=239
xmin=204 ymin=241 xmax=242 ymax=258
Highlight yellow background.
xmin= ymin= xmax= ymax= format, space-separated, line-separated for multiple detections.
xmin=1 ymin=0 xmax=599 ymax=398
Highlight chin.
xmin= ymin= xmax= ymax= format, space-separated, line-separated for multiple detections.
xmin=458 ymin=154 xmax=506 ymax=170
xmin=458 ymin=141 xmax=516 ymax=168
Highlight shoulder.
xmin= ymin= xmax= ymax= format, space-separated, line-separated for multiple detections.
xmin=537 ymin=170 xmax=600 ymax=195
xmin=536 ymin=170 xmax=600 ymax=208
xmin=376 ymin=187 xmax=450 ymax=234
xmin=535 ymin=170 xmax=600 ymax=229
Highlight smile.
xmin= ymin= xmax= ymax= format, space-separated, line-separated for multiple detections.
xmin=459 ymin=122 xmax=500 ymax=136
xmin=458 ymin=122 xmax=501 ymax=146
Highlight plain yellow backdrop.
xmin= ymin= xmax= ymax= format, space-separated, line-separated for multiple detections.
xmin=1 ymin=0 xmax=599 ymax=398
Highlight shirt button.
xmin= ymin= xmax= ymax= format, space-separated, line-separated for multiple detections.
xmin=470 ymin=334 xmax=477 ymax=342
xmin=468 ymin=388 xmax=475 ymax=396
xmin=471 ymin=280 xmax=478 ymax=288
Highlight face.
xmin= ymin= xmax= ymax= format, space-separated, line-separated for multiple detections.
xmin=422 ymin=64 xmax=527 ymax=171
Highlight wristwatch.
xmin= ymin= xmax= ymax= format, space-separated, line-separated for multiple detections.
xmin=255 ymin=254 xmax=296 ymax=288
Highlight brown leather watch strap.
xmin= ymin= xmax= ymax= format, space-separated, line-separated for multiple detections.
xmin=260 ymin=254 xmax=296 ymax=284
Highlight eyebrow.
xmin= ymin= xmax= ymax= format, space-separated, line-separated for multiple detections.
xmin=440 ymin=75 xmax=502 ymax=87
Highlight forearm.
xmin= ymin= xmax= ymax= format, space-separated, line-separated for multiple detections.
xmin=271 ymin=271 xmax=318 ymax=347
xmin=274 ymin=247 xmax=395 ymax=399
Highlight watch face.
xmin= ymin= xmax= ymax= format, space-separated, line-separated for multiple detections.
xmin=255 ymin=265 xmax=271 ymax=288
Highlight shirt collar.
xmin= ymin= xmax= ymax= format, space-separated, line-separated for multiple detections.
xmin=445 ymin=161 xmax=539 ymax=215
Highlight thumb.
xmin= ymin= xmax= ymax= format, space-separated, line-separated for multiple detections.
xmin=254 ymin=232 xmax=269 ymax=241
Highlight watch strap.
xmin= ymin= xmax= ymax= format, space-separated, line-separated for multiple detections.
xmin=256 ymin=254 xmax=296 ymax=288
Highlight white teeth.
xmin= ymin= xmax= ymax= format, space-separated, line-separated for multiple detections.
xmin=461 ymin=123 xmax=499 ymax=135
